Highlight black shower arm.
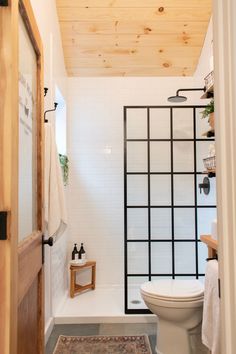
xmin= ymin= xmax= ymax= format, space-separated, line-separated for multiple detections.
xmin=176 ymin=88 xmax=206 ymax=96
xmin=44 ymin=102 xmax=58 ymax=123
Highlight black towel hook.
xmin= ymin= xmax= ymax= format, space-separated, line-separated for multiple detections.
xmin=44 ymin=87 xmax=49 ymax=97
xmin=44 ymin=102 xmax=58 ymax=123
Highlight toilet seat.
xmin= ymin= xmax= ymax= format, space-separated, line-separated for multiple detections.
xmin=141 ymin=279 xmax=204 ymax=302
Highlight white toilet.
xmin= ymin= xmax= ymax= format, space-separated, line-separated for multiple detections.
xmin=140 ymin=279 xmax=204 ymax=354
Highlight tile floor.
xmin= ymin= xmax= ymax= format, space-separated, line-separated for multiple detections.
xmin=46 ymin=323 xmax=157 ymax=354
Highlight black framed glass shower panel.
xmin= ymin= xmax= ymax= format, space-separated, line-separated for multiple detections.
xmin=124 ymin=106 xmax=216 ymax=314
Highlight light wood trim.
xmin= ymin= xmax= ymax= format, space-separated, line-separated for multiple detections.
xmin=0 ymin=1 xmax=19 ymax=353
xmin=214 ymin=1 xmax=236 ymax=352
xmin=19 ymin=0 xmax=43 ymax=56
xmin=18 ymin=2 xmax=45 ymax=354
xmin=0 ymin=0 xmax=44 ymax=353
xmin=200 ymin=235 xmax=218 ymax=251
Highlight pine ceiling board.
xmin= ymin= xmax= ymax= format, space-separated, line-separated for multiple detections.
xmin=56 ymin=1 xmax=212 ymax=76
xmin=65 ymin=55 xmax=199 ymax=68
xmin=57 ymin=7 xmax=211 ymax=22
xmin=61 ymin=33 xmax=204 ymax=47
xmin=56 ymin=0 xmax=211 ymax=9
xmin=59 ymin=21 xmax=210 ymax=35
xmin=64 ymin=46 xmax=201 ymax=59
xmin=67 ymin=66 xmax=195 ymax=77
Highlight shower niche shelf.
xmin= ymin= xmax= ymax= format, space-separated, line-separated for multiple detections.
xmin=200 ymin=235 xmax=218 ymax=258
xmin=200 ymin=85 xmax=214 ymax=99
xmin=201 ymin=71 xmax=214 ymax=99
xmin=200 ymin=71 xmax=215 ymax=178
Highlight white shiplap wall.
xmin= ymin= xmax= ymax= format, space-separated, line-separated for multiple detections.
xmin=67 ymin=77 xmax=213 ymax=288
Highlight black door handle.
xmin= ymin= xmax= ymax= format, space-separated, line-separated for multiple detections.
xmin=43 ymin=236 xmax=54 ymax=247
xmin=42 ymin=235 xmax=54 ymax=263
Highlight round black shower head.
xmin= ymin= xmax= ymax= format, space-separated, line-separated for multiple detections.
xmin=167 ymin=87 xmax=205 ymax=103
xmin=167 ymin=94 xmax=187 ymax=103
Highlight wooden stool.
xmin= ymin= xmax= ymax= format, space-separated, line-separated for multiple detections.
xmin=70 ymin=261 xmax=96 ymax=298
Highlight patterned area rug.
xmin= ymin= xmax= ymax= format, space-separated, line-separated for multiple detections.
xmin=53 ymin=335 xmax=152 ymax=354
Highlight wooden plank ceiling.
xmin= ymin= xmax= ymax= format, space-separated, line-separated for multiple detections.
xmin=56 ymin=0 xmax=212 ymax=77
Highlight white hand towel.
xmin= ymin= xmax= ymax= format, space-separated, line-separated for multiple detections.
xmin=202 ymin=260 xmax=220 ymax=354
xmin=44 ymin=123 xmax=67 ymax=239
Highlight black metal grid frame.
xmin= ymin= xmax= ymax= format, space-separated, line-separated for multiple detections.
xmin=124 ymin=105 xmax=216 ymax=314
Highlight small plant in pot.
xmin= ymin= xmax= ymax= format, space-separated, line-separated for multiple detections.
xmin=201 ymin=100 xmax=214 ymax=130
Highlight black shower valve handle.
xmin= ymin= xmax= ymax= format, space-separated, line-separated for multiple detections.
xmin=198 ymin=177 xmax=210 ymax=195
xmin=199 ymin=183 xmax=208 ymax=194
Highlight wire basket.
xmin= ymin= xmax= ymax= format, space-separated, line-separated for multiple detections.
xmin=203 ymin=156 xmax=216 ymax=171
xmin=204 ymin=71 xmax=214 ymax=91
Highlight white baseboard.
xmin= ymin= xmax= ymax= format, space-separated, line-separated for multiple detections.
xmin=45 ymin=317 xmax=55 ymax=344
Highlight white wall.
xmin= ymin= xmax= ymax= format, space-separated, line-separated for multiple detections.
xmin=29 ymin=0 xmax=68 ymax=337
xmin=28 ymin=0 xmax=214 ymax=325
xmin=67 ymin=76 xmax=214 ymax=290
xmin=195 ymin=18 xmax=213 ymax=78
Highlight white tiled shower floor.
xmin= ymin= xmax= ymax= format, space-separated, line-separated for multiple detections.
xmin=54 ymin=287 xmax=155 ymax=324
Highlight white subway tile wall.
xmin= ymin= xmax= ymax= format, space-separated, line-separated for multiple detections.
xmin=67 ymin=77 xmax=216 ymax=293
xmin=127 ymin=142 xmax=148 ymax=172
xmin=127 ymin=208 xmax=148 ymax=240
xmin=174 ymin=208 xmax=195 ymax=240
xmin=173 ymin=108 xmax=194 ymax=139
xmin=52 ymin=231 xmax=68 ymax=313
xmin=151 ymin=208 xmax=172 ymax=240
xmin=150 ymin=142 xmax=171 ymax=172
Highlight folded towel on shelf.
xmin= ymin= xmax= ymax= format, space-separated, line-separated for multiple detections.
xmin=202 ymin=259 xmax=220 ymax=354
xmin=44 ymin=123 xmax=67 ymax=239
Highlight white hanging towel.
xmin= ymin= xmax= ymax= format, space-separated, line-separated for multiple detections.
xmin=202 ymin=260 xmax=220 ymax=354
xmin=44 ymin=123 xmax=67 ymax=239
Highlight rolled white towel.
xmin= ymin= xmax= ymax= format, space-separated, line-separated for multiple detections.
xmin=202 ymin=260 xmax=220 ymax=354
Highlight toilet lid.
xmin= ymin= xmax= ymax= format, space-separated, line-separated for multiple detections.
xmin=141 ymin=279 xmax=204 ymax=300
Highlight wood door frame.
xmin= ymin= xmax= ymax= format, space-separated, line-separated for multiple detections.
xmin=0 ymin=1 xmax=44 ymax=354
xmin=214 ymin=0 xmax=236 ymax=352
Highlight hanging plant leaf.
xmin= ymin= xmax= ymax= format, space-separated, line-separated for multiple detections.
xmin=59 ymin=154 xmax=69 ymax=186
xmin=201 ymin=100 xmax=214 ymax=119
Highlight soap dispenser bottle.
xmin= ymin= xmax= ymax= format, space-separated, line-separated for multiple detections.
xmin=72 ymin=243 xmax=79 ymax=260
xmin=79 ymin=243 xmax=86 ymax=261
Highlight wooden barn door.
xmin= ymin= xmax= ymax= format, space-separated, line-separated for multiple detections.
xmin=0 ymin=0 xmax=45 ymax=353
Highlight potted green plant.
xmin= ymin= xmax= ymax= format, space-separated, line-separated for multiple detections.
xmin=201 ymin=100 xmax=214 ymax=129
xmin=59 ymin=154 xmax=69 ymax=186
